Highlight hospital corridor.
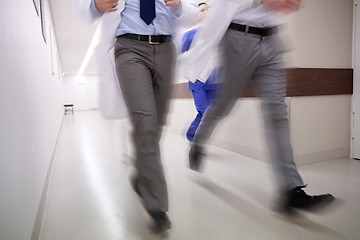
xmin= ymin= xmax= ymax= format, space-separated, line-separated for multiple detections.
xmin=1 ymin=0 xmax=360 ymax=240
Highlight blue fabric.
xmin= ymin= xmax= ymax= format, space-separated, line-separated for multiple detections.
xmin=186 ymin=89 xmax=217 ymax=142
xmin=90 ymin=0 xmax=102 ymax=18
xmin=140 ymin=0 xmax=156 ymax=25
xmin=188 ymin=73 xmax=220 ymax=91
xmin=182 ymin=28 xmax=220 ymax=142
xmin=181 ymin=28 xmax=197 ymax=53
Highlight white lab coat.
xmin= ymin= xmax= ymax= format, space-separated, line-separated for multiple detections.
xmin=181 ymin=0 xmax=254 ymax=83
xmin=73 ymin=0 xmax=198 ymax=119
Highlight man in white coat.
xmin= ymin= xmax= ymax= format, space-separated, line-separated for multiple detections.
xmin=74 ymin=0 xmax=198 ymax=233
xmin=183 ymin=0 xmax=335 ymax=214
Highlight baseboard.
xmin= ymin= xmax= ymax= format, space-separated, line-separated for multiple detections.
xmin=294 ymin=147 xmax=350 ymax=167
xmin=208 ymin=139 xmax=269 ymax=163
xmin=198 ymin=138 xmax=349 ymax=167
xmin=31 ymin=115 xmax=64 ymax=240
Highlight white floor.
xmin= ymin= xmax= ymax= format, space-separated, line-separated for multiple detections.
xmin=39 ymin=111 xmax=360 ymax=240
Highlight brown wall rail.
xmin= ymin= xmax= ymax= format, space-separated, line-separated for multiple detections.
xmin=172 ymin=68 xmax=353 ymax=98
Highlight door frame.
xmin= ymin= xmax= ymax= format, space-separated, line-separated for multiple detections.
xmin=351 ymin=0 xmax=360 ymax=159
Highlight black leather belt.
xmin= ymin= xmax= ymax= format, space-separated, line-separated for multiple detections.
xmin=228 ymin=23 xmax=277 ymax=37
xmin=117 ymin=33 xmax=172 ymax=44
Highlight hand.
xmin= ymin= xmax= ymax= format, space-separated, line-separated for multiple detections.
xmin=94 ymin=0 xmax=119 ymax=14
xmin=261 ymin=0 xmax=301 ymax=13
xmin=164 ymin=0 xmax=181 ymax=10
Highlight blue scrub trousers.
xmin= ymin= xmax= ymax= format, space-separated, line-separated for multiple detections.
xmin=186 ymin=88 xmax=217 ymax=142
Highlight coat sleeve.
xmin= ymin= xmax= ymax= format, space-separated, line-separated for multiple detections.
xmin=181 ymin=29 xmax=218 ymax=84
xmin=176 ymin=0 xmax=199 ymax=29
xmin=73 ymin=0 xmax=128 ymax=119
xmin=181 ymin=0 xmax=253 ymax=83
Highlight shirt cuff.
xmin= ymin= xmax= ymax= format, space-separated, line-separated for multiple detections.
xmin=170 ymin=3 xmax=183 ymax=18
xmin=90 ymin=0 xmax=103 ymax=18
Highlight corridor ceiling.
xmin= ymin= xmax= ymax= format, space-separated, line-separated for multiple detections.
xmin=49 ymin=0 xmax=99 ymax=75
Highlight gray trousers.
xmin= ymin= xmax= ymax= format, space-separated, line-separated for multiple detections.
xmin=193 ymin=29 xmax=304 ymax=191
xmin=114 ymin=37 xmax=176 ymax=212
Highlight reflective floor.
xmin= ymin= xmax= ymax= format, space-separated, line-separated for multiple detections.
xmin=39 ymin=111 xmax=360 ymax=240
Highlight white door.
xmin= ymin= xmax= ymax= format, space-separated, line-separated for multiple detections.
xmin=352 ymin=0 xmax=360 ymax=159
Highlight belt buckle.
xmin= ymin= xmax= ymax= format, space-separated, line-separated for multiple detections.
xmin=148 ymin=35 xmax=160 ymax=45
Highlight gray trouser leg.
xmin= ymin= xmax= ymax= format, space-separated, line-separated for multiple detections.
xmin=193 ymin=30 xmax=303 ymax=190
xmin=192 ymin=30 xmax=257 ymax=144
xmin=114 ymin=38 xmax=176 ymax=212
xmin=252 ymin=35 xmax=304 ymax=190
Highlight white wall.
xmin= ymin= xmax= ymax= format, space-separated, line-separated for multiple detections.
xmin=291 ymin=95 xmax=352 ymax=165
xmin=287 ymin=0 xmax=353 ymax=163
xmin=168 ymin=0 xmax=353 ymax=164
xmin=285 ymin=0 xmax=353 ymax=68
xmin=0 ymin=1 xmax=64 ymax=240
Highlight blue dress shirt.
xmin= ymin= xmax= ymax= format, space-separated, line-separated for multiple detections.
xmin=90 ymin=0 xmax=182 ymax=36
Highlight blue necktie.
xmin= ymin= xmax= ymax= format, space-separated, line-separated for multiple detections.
xmin=140 ymin=0 xmax=156 ymax=25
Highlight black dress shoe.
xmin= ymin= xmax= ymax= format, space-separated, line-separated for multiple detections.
xmin=281 ymin=185 xmax=335 ymax=213
xmin=149 ymin=211 xmax=171 ymax=233
xmin=189 ymin=143 xmax=204 ymax=171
